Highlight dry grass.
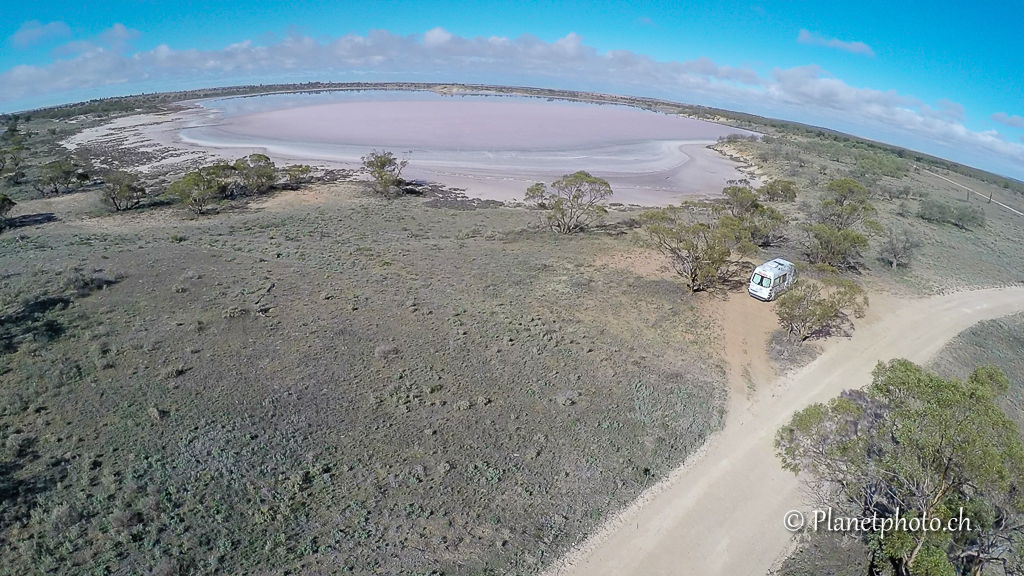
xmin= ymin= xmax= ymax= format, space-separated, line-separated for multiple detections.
xmin=717 ymin=138 xmax=1024 ymax=296
xmin=0 ymin=184 xmax=724 ymax=575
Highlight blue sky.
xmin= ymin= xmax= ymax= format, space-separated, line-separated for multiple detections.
xmin=3 ymin=0 xmax=1023 ymax=179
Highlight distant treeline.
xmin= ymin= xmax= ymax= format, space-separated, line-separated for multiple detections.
xmin=3 ymin=81 xmax=1021 ymax=194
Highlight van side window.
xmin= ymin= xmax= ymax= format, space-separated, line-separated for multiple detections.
xmin=777 ymin=274 xmax=787 ymax=286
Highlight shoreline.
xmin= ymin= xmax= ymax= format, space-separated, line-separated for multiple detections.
xmin=65 ymin=89 xmax=760 ymax=206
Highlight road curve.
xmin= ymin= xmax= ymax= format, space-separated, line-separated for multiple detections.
xmin=545 ymin=286 xmax=1024 ymax=576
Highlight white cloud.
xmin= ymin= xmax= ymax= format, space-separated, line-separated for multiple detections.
xmin=51 ymin=23 xmax=142 ymax=57
xmin=929 ymin=98 xmax=966 ymax=121
xmin=51 ymin=40 xmax=98 ymax=57
xmin=1 ymin=27 xmax=1021 ymax=177
xmin=99 ymin=23 xmax=140 ymax=50
xmin=797 ymin=29 xmax=874 ymax=56
xmin=992 ymin=111 xmax=1024 ymax=129
xmin=9 ymin=20 xmax=72 ymax=48
xmin=423 ymin=27 xmax=453 ymax=47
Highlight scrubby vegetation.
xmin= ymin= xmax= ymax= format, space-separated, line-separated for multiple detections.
xmin=0 ymin=194 xmax=15 ymax=226
xmin=798 ymin=224 xmax=870 ymax=270
xmin=33 ymin=157 xmax=90 ymax=197
xmin=233 ymin=153 xmax=278 ymax=194
xmin=777 ymin=316 xmax=1024 ymax=576
xmin=758 ymin=178 xmax=798 ymax=202
xmin=166 ymin=168 xmax=224 ymax=215
xmin=876 ymin=225 xmax=921 ymax=269
xmin=162 ymin=155 xmax=314 ymax=214
xmin=284 ymin=164 xmax=313 ymax=186
xmin=0 ymin=179 xmax=725 ymax=576
xmin=721 ymin=180 xmax=789 ymax=247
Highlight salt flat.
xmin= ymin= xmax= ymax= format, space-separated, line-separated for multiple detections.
xmin=178 ymin=91 xmax=756 ymax=204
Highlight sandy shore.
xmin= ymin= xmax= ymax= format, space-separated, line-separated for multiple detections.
xmin=67 ymin=91 xmax=758 ymax=205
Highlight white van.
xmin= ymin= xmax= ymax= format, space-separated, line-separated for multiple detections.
xmin=748 ymin=258 xmax=797 ymax=301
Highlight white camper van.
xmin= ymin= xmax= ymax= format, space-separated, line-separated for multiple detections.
xmin=748 ymin=258 xmax=797 ymax=301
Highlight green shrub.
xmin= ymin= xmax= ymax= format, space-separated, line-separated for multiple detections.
xmin=166 ymin=169 xmax=225 ymax=215
xmin=233 ymin=154 xmax=277 ymax=194
xmin=918 ymin=199 xmax=953 ymax=223
xmin=362 ymin=150 xmax=408 ymax=197
xmin=815 ymin=178 xmax=876 ymax=229
xmin=34 ymin=157 xmax=84 ymax=196
xmin=723 ymin=184 xmax=760 ymax=216
xmin=799 ymin=224 xmax=869 ymax=269
xmin=877 ymin=225 xmax=921 ymax=269
xmin=918 ymin=200 xmax=985 ymax=229
xmin=284 ymin=164 xmax=313 ymax=185
xmin=758 ymin=179 xmax=798 ymax=202
xmin=951 ymin=204 xmax=985 ymax=229
xmin=718 ymin=182 xmax=789 ymax=246
xmin=852 ymin=151 xmax=907 ymax=178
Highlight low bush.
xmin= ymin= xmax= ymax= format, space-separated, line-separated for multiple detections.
xmin=877 ymin=225 xmax=921 ymax=269
xmin=362 ymin=150 xmax=408 ymax=197
xmin=758 ymin=179 xmax=798 ymax=202
xmin=918 ymin=199 xmax=985 ymax=229
xmin=166 ymin=168 xmax=227 ymax=215
xmin=799 ymin=224 xmax=869 ymax=269
xmin=233 ymin=153 xmax=277 ymax=194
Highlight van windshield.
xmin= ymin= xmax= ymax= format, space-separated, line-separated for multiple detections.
xmin=751 ymin=273 xmax=771 ymax=287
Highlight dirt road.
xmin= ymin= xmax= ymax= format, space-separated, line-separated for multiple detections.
xmin=546 ymin=286 xmax=1024 ymax=576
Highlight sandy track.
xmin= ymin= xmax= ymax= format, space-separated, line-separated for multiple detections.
xmin=546 ymin=286 xmax=1024 ymax=576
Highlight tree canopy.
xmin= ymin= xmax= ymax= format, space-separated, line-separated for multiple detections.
xmin=101 ymin=170 xmax=147 ymax=211
xmin=775 ymin=277 xmax=868 ymax=340
xmin=525 ymin=171 xmax=613 ymax=234
xmin=233 ymin=153 xmax=277 ymax=194
xmin=641 ymin=202 xmax=756 ymax=292
xmin=166 ymin=168 xmax=226 ymax=215
xmin=776 ymin=360 xmax=1024 ymax=576
xmin=816 ymin=178 xmax=877 ymax=230
xmin=717 ymin=181 xmax=789 ymax=247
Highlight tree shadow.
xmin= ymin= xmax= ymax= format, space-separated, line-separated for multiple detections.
xmin=714 ymin=261 xmax=757 ymax=294
xmin=0 ymin=272 xmax=122 ymax=354
xmin=591 ymin=218 xmax=644 ymax=236
xmin=0 ymin=296 xmax=72 ymax=353
xmin=0 ymin=444 xmax=69 ymax=530
xmin=806 ymin=316 xmax=856 ymax=341
xmin=4 ymin=213 xmax=58 ymax=230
